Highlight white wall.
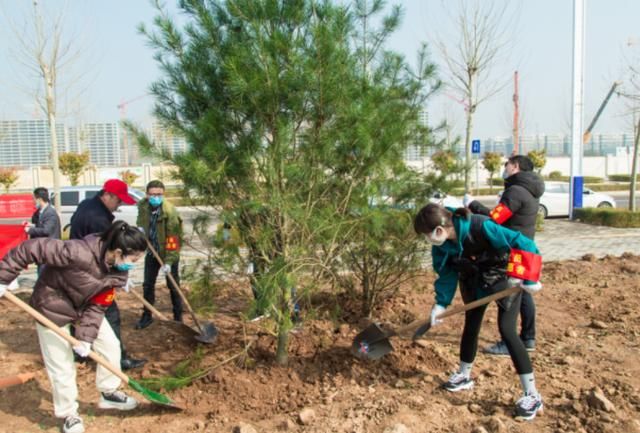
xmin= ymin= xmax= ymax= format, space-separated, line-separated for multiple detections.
xmin=406 ymin=153 xmax=636 ymax=186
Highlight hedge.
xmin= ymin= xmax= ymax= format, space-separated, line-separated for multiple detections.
xmin=573 ymin=208 xmax=640 ymax=228
xmin=545 ymin=175 xmax=604 ymax=183
xmin=608 ymin=174 xmax=640 ymax=182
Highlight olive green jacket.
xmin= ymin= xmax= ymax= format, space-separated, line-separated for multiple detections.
xmin=137 ymin=198 xmax=183 ymax=264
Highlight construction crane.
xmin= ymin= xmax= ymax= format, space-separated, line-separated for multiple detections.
xmin=583 ymin=81 xmax=621 ymax=144
xmin=117 ymin=94 xmax=149 ymax=118
xmin=117 ymin=94 xmax=148 ymax=165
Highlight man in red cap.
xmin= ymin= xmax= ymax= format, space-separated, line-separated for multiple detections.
xmin=69 ymin=179 xmax=146 ymax=371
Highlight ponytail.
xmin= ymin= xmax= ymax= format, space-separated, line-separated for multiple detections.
xmin=100 ymin=221 xmax=147 ymax=260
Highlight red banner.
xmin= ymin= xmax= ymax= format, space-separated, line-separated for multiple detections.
xmin=0 ymin=224 xmax=28 ymax=260
xmin=0 ymin=194 xmax=36 ymax=219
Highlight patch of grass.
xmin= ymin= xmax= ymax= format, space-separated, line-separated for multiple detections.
xmin=574 ymin=207 xmax=640 ymax=228
xmin=138 ymin=347 xmax=206 ymax=391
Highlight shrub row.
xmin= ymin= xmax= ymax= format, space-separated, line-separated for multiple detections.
xmin=573 ymin=207 xmax=640 ymax=228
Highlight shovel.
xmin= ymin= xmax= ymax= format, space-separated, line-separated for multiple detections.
xmin=2 ymin=291 xmax=181 ymax=409
xmin=129 ymin=288 xmax=170 ymax=322
xmin=145 ymin=240 xmax=218 ymax=344
xmin=352 ymin=286 xmax=521 ymax=361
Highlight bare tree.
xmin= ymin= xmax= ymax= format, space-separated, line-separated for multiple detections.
xmin=616 ymin=42 xmax=640 ymax=211
xmin=435 ymin=0 xmax=517 ymax=193
xmin=4 ymin=1 xmax=91 ymax=210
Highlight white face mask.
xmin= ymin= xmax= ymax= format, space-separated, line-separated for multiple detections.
xmin=501 ymin=168 xmax=510 ymax=180
xmin=427 ymin=226 xmax=448 ymax=246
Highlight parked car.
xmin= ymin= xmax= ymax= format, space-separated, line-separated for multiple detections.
xmin=538 ymin=182 xmax=616 ymax=218
xmin=51 ymin=186 xmax=145 ymax=229
xmin=428 ymin=191 xmax=464 ymax=209
xmin=370 ymin=191 xmax=464 ymax=210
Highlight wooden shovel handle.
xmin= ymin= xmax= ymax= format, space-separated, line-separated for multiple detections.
xmin=129 ymin=288 xmax=170 ymax=321
xmin=395 ymin=285 xmax=522 ymax=336
xmin=144 ymin=239 xmax=205 ymax=335
xmin=3 ymin=292 xmax=130 ymax=384
xmin=0 ymin=372 xmax=35 ymax=389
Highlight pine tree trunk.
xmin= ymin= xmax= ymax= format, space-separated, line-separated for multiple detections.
xmin=275 ymin=326 xmax=289 ymax=365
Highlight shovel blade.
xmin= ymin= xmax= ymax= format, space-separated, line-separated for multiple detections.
xmin=412 ymin=321 xmax=432 ymax=340
xmin=128 ymin=378 xmax=182 ymax=409
xmin=194 ymin=322 xmax=219 ymax=344
xmin=351 ymin=323 xmax=394 ymax=361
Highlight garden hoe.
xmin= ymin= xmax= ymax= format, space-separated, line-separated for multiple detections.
xmin=351 ymin=286 xmax=521 ymax=361
xmin=145 ymin=239 xmax=218 ymax=344
xmin=2 ymin=291 xmax=181 ymax=409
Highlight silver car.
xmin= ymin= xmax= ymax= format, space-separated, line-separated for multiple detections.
xmin=51 ymin=186 xmax=145 ymax=228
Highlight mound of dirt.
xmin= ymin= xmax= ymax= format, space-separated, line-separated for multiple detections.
xmin=1 ymin=255 xmax=640 ymax=433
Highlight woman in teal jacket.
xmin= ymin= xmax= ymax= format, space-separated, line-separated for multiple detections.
xmin=414 ymin=203 xmax=543 ymax=421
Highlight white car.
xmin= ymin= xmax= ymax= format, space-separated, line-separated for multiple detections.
xmin=51 ymin=186 xmax=145 ymax=229
xmin=538 ymin=182 xmax=616 ymax=218
xmin=429 ymin=191 xmax=464 ymax=209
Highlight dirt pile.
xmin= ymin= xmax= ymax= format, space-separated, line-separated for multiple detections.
xmin=1 ymin=254 xmax=640 ymax=432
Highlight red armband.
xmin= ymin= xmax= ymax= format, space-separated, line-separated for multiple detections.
xmin=506 ymin=249 xmax=542 ymax=282
xmin=489 ymin=203 xmax=513 ymax=224
xmin=165 ymin=235 xmax=180 ymax=251
xmin=90 ymin=288 xmax=116 ymax=306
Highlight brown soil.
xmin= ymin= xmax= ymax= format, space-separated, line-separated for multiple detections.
xmin=1 ymin=255 xmax=640 ymax=433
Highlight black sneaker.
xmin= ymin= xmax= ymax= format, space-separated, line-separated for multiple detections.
xmin=482 ymin=340 xmax=510 ymax=356
xmin=98 ymin=390 xmax=138 ymax=410
xmin=523 ymin=339 xmax=536 ymax=352
xmin=121 ymin=357 xmax=147 ymax=370
xmin=443 ymin=372 xmax=474 ymax=392
xmin=515 ymin=392 xmax=543 ymax=421
xmin=63 ymin=415 xmax=84 ymax=433
xmin=135 ymin=314 xmax=153 ymax=330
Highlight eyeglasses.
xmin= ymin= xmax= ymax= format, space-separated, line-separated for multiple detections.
xmin=148 ymin=193 xmax=164 ymax=197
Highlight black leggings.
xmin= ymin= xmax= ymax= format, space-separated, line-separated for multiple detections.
xmin=459 ymin=284 xmax=532 ymax=375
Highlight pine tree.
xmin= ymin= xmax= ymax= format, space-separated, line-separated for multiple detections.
xmin=136 ymin=0 xmax=440 ymax=364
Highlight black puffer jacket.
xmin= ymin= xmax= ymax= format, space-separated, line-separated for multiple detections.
xmin=469 ymin=171 xmax=545 ymax=239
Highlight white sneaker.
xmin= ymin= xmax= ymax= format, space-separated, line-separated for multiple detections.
xmin=443 ymin=371 xmax=474 ymax=392
xmin=515 ymin=392 xmax=544 ymax=420
xmin=98 ymin=390 xmax=138 ymax=410
xmin=63 ymin=415 xmax=84 ymax=433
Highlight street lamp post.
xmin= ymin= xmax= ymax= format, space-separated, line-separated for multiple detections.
xmin=569 ymin=0 xmax=585 ymax=219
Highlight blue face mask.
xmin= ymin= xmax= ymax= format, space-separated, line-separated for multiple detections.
xmin=35 ymin=201 xmax=42 ymax=209
xmin=114 ymin=261 xmax=136 ymax=272
xmin=149 ymin=196 xmax=163 ymax=208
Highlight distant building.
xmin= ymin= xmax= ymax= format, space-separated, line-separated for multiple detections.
xmin=0 ymin=119 xmax=65 ymax=167
xmin=149 ymin=122 xmax=189 ymax=156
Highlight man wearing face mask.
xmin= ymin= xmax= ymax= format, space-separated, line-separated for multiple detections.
xmin=135 ymin=180 xmax=183 ymax=329
xmin=70 ymin=179 xmax=147 ymax=371
xmin=467 ymin=155 xmax=545 ymax=356
xmin=25 ymin=187 xmax=61 ymax=241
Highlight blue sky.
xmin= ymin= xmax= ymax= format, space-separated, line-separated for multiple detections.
xmin=1 ymin=0 xmax=639 ymax=140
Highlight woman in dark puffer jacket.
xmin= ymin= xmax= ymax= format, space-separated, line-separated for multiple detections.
xmin=0 ymin=221 xmax=146 ymax=433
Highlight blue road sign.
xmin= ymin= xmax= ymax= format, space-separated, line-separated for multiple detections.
xmin=472 ymin=139 xmax=481 ymax=154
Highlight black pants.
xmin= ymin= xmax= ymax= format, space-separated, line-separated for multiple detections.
xmin=519 ymin=291 xmax=536 ymax=341
xmin=459 ymin=282 xmax=533 ymax=375
xmin=142 ymin=254 xmax=183 ymax=321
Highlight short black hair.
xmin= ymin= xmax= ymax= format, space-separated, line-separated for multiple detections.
xmin=507 ymin=155 xmax=534 ymax=172
xmin=33 ymin=187 xmax=50 ymax=202
xmin=146 ymin=180 xmax=165 ymax=192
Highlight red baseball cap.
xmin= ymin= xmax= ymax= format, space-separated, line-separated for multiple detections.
xmin=103 ymin=179 xmax=136 ymax=205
